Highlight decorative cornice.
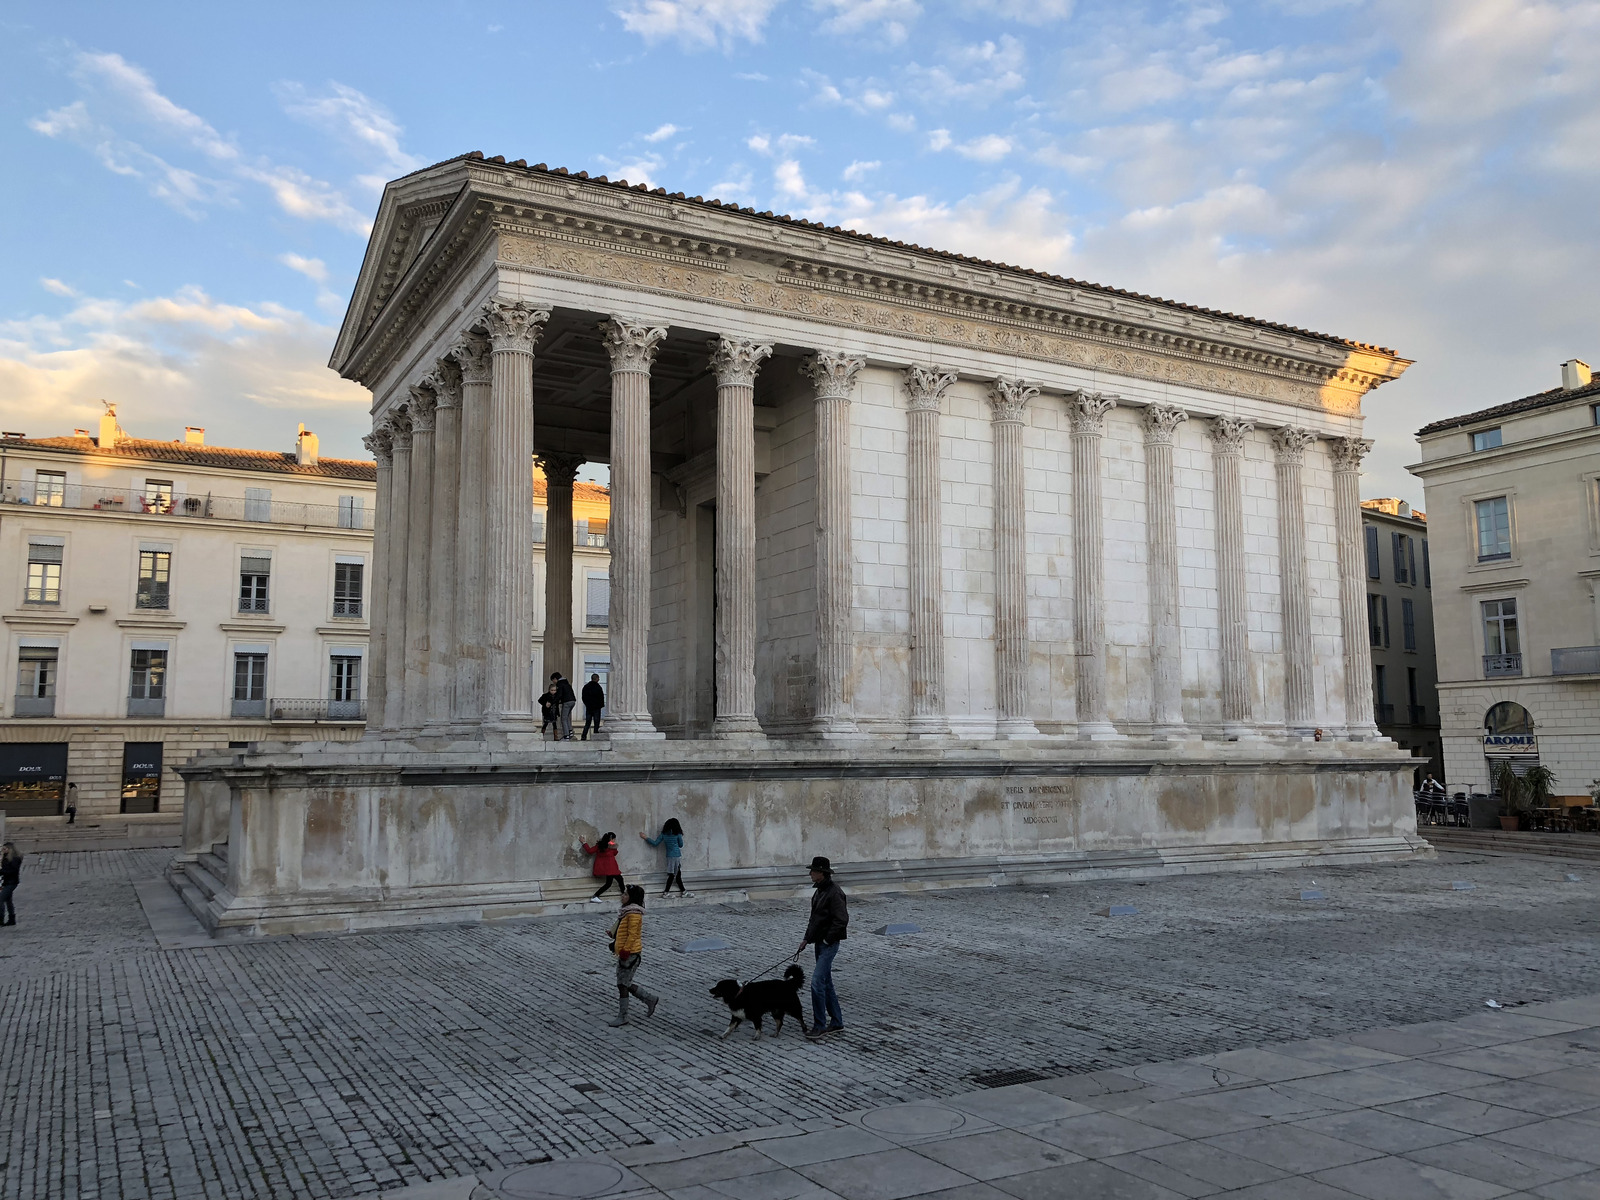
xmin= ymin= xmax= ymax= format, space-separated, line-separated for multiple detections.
xmin=1329 ymin=436 xmax=1374 ymax=473
xmin=1206 ymin=414 xmax=1254 ymax=453
xmin=407 ymin=385 xmax=438 ymax=433
xmin=601 ymin=317 xmax=668 ymax=373
xmin=481 ymin=297 xmax=550 ymax=354
xmin=988 ymin=378 xmax=1038 ymax=423
xmin=1070 ymin=390 xmax=1118 ymax=435
xmin=428 ymin=358 xmax=463 ymax=410
xmin=536 ymin=452 xmax=585 ymax=486
xmin=1141 ymin=403 xmax=1189 ymax=444
xmin=802 ymin=351 xmax=865 ymax=401
xmin=449 ymin=333 xmax=493 ymax=386
xmin=709 ymin=336 xmax=773 ymax=388
xmin=903 ymin=365 xmax=957 ymax=413
xmin=1272 ymin=425 xmax=1317 ymax=465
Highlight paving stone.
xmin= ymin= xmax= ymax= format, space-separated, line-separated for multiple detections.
xmin=1487 ymin=1117 xmax=1600 ymax=1165
xmin=1452 ymin=1080 xmax=1600 ymax=1118
xmin=989 ymin=1159 xmax=1187 ymax=1199
xmin=1126 ymin=1139 xmax=1291 ymax=1191
xmin=1527 ymin=1170 xmax=1600 ymax=1199
xmin=1404 ymin=1138 xmax=1594 ymax=1191
xmin=905 ymin=1130 xmax=1078 ymax=1180
xmin=1376 ymin=1093 xmax=1546 ymax=1135
xmin=1313 ymin=1154 xmax=1512 ymax=1200
xmin=634 ymin=1148 xmax=778 ymax=1191
xmin=1203 ymin=1123 xmax=1382 ymax=1173
xmin=754 ymin=1129 xmax=897 ymax=1169
xmin=1020 ymin=1112 xmax=1185 ymax=1159
xmin=793 ymin=1148 xmax=972 ymax=1200
xmin=1290 ymin=1108 xmax=1468 ymax=1154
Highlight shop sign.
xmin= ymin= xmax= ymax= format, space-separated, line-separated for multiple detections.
xmin=1484 ymin=734 xmax=1537 ymax=753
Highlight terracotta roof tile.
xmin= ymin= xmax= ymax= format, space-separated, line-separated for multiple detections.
xmin=1416 ymin=375 xmax=1600 ymax=437
xmin=8 ymin=436 xmax=376 ymax=482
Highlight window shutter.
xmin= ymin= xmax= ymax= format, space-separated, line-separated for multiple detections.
xmin=28 ymin=542 xmax=64 ymax=564
xmin=1364 ymin=525 xmax=1379 ymax=579
xmin=1381 ymin=595 xmax=1390 ymax=647
xmin=1422 ymin=539 xmax=1430 ymax=588
xmin=240 ymin=556 xmax=272 ymax=574
xmin=1407 ymin=537 xmax=1416 ymax=585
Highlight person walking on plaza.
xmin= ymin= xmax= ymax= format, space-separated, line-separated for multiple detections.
xmin=640 ymin=818 xmax=687 ymax=897
xmin=796 ymin=855 xmax=847 ymax=1038
xmin=538 ymin=685 xmax=559 ymax=739
xmin=551 ymin=671 xmax=577 ymax=740
xmin=583 ymin=832 xmax=625 ymax=902
xmin=606 ymin=885 xmax=661 ymax=1027
xmin=581 ymin=673 xmax=606 ymax=741
xmin=0 ymin=842 xmax=22 ymax=927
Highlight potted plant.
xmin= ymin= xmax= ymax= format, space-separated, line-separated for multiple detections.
xmin=1492 ymin=759 xmax=1526 ymax=831
xmin=1521 ymin=763 xmax=1559 ymax=827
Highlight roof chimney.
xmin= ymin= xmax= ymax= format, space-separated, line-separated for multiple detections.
xmin=296 ymin=422 xmax=319 ymax=467
xmin=98 ymin=401 xmax=120 ymax=450
xmin=1398 ymin=501 xmax=1412 ymax=518
xmin=184 ymin=426 xmax=205 ymax=445
xmin=1562 ymin=359 xmax=1592 ymax=391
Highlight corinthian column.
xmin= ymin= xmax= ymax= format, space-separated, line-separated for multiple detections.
xmin=803 ymin=351 xmax=864 ymax=737
xmin=1072 ymin=391 xmax=1120 ymax=740
xmin=538 ymin=453 xmax=584 ymax=690
xmin=988 ymin=379 xmax=1040 ymax=739
xmin=362 ymin=425 xmax=392 ymax=736
xmin=426 ymin=361 xmax=461 ymax=728
xmin=1142 ymin=404 xmax=1190 ymax=739
xmin=1273 ymin=426 xmax=1318 ymax=737
xmin=1207 ymin=415 xmax=1254 ymax=737
xmin=602 ymin=317 xmax=667 ymax=740
xmin=449 ymin=334 xmax=492 ymax=726
xmin=904 ymin=366 xmax=956 ymax=737
xmin=480 ymin=298 xmax=549 ymax=729
xmin=383 ymin=410 xmax=412 ymax=733
xmin=1331 ymin=436 xmax=1378 ymax=738
xmin=709 ymin=336 xmax=773 ymax=738
xmin=403 ymin=385 xmax=436 ymax=731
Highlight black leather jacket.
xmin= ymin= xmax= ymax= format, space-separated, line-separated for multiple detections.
xmin=804 ymin=878 xmax=848 ymax=945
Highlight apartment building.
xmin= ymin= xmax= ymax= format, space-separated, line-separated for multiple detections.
xmin=1410 ymin=359 xmax=1600 ymax=799
xmin=1361 ymin=498 xmax=1441 ymax=785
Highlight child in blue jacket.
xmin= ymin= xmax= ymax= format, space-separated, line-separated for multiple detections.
xmin=639 ymin=818 xmax=686 ymax=897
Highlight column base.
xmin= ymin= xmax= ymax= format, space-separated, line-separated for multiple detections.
xmin=1149 ymin=723 xmax=1194 ymax=743
xmin=1343 ymin=722 xmax=1382 ymax=741
xmin=810 ymin=713 xmax=862 ymax=739
xmin=906 ymin=714 xmax=951 ymax=738
xmin=1221 ymin=722 xmax=1262 ymax=741
xmin=607 ymin=714 xmax=665 ymax=741
xmin=994 ymin=718 xmax=1041 ymax=740
xmin=1077 ymin=720 xmax=1123 ymax=742
xmin=713 ymin=715 xmax=765 ymax=740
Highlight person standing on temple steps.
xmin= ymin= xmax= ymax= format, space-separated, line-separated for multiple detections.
xmin=606 ymin=885 xmax=661 ymax=1026
xmin=581 ymin=674 xmax=605 ymax=740
xmin=797 ymin=856 xmax=847 ymax=1039
xmin=640 ymin=818 xmax=687 ymax=896
xmin=551 ymin=672 xmax=577 ymax=741
xmin=0 ymin=842 xmax=22 ymax=927
xmin=583 ymin=832 xmax=625 ymax=902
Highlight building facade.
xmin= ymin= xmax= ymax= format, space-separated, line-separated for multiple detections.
xmin=1361 ymin=498 xmax=1441 ymax=785
xmin=1410 ymin=359 xmax=1600 ymax=799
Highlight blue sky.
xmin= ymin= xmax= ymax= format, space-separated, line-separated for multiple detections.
xmin=3 ymin=1 xmax=1598 ymax=503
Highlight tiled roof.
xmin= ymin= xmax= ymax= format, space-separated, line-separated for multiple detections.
xmin=533 ymin=477 xmax=610 ymax=504
xmin=400 ymin=152 xmax=1396 ymax=357
xmin=1417 ymin=375 xmax=1600 ymax=437
xmin=8 ymin=436 xmax=376 ymax=482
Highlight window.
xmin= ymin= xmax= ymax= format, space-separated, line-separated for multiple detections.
xmin=531 ymin=509 xmax=546 ymax=544
xmin=239 ymin=555 xmax=271 ymax=613
xmin=329 ymin=655 xmax=362 ymax=704
xmin=142 ymin=479 xmax=173 ymax=513
xmin=244 ymin=487 xmax=272 ymax=522
xmin=585 ymin=574 xmax=610 ymax=628
xmin=1422 ymin=538 xmax=1431 ymax=588
xmin=1392 ymin=532 xmax=1409 ymax=584
xmin=129 ymin=649 xmax=167 ymax=699
xmin=576 ymin=517 xmax=609 ymax=548
xmin=15 ymin=647 xmax=57 ymax=717
xmin=1367 ymin=594 xmax=1389 ymax=648
xmin=1407 ymin=666 xmax=1419 ymax=706
xmin=26 ymin=541 xmax=63 ymax=604
xmin=1364 ymin=525 xmax=1380 ymax=580
xmin=35 ymin=470 xmax=65 ymax=506
xmin=333 ymin=561 xmax=364 ymax=618
xmin=1374 ymin=664 xmax=1387 ymax=704
xmin=136 ymin=550 xmax=171 ymax=610
xmin=1475 ymin=496 xmax=1512 ymax=561
xmin=1401 ymin=598 xmax=1416 ymax=651
xmin=1407 ymin=537 xmax=1416 ymax=586
xmin=1482 ymin=598 xmax=1520 ymax=655
xmin=1472 ymin=427 xmax=1502 ymax=451
xmin=1592 ymin=404 xmax=1600 ymax=426
xmin=337 ymin=495 xmax=364 ymax=529
xmin=232 ymin=652 xmax=267 ymax=717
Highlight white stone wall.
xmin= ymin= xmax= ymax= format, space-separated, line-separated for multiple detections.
xmin=1023 ymin=393 xmax=1077 ymax=733
xmin=755 ymin=377 xmax=820 ymax=733
xmin=939 ymin=380 xmax=1000 ymax=737
xmin=1241 ymin=428 xmax=1287 ymax=728
xmin=1174 ymin=420 xmax=1223 ymax=728
xmin=649 ymin=481 xmax=691 ymax=733
xmin=1440 ymin=680 xmax=1600 ymax=797
xmin=1304 ymin=439 xmax=1348 ymax=731
xmin=1102 ymin=404 xmax=1153 ymax=731
xmin=848 ymin=366 xmax=912 ymax=732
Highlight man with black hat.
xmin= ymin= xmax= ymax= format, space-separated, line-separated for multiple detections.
xmin=796 ymin=856 xmax=848 ymax=1038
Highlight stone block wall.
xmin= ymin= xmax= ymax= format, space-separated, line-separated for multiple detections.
xmin=756 ymin=375 xmax=820 ymax=734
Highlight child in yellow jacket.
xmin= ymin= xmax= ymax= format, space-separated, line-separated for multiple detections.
xmin=607 ymin=885 xmax=662 ymax=1027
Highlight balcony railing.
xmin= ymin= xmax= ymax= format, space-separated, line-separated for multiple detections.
xmin=1407 ymin=704 xmax=1428 ymax=726
xmin=268 ymin=698 xmax=367 ymax=722
xmin=1484 ymin=654 xmax=1523 ymax=678
xmin=1374 ymin=702 xmax=1395 ymax=723
xmin=126 ymin=697 xmax=166 ymax=718
xmin=1 ymin=480 xmax=373 ymax=530
xmin=12 ymin=695 xmax=55 ymax=718
xmin=1552 ymin=646 xmax=1600 ymax=676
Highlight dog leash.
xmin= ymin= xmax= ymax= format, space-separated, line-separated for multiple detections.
xmin=742 ymin=949 xmax=803 ymax=983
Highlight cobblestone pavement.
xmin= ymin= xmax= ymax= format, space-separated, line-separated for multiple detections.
xmin=0 ymin=849 xmax=1596 ymax=1200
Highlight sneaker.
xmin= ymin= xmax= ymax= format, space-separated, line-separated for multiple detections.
xmin=805 ymin=1025 xmax=828 ymax=1040
xmin=823 ymin=1024 xmax=845 ymax=1036
xmin=588 ymin=896 xmax=603 ymax=904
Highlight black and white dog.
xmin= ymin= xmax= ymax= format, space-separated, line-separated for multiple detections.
xmin=709 ymin=965 xmax=806 ymax=1039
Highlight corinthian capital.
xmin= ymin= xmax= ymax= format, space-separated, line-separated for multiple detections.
xmin=1141 ymin=403 xmax=1189 ymax=444
xmin=802 ymin=351 xmax=865 ymax=400
xmin=363 ymin=427 xmax=393 ymax=466
xmin=536 ymin=452 xmax=584 ymax=487
xmin=407 ymin=384 xmax=437 ymax=433
xmin=709 ymin=336 xmax=774 ymax=387
xmin=1271 ymin=425 xmax=1316 ymax=465
xmin=1329 ymin=436 xmax=1373 ymax=473
xmin=602 ymin=317 xmax=668 ymax=373
xmin=449 ymin=333 xmax=493 ymax=385
xmin=1206 ymin=414 xmax=1254 ymax=454
xmin=480 ymin=298 xmax=550 ymax=353
xmin=987 ymin=377 xmax=1038 ymax=423
xmin=1070 ymin=390 xmax=1118 ymax=435
xmin=904 ymin=365 xmax=957 ymax=413
xmin=427 ymin=359 xmax=463 ymax=410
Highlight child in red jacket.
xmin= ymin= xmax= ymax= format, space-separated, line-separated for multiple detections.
xmin=582 ymin=832 xmax=625 ymax=902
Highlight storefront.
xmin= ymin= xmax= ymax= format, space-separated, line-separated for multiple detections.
xmin=0 ymin=742 xmax=69 ymax=817
xmin=120 ymin=742 xmax=163 ymax=814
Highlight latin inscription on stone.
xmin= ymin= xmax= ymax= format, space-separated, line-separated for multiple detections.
xmin=1003 ymin=784 xmax=1072 ymax=825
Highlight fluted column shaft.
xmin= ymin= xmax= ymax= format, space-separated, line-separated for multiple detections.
xmin=988 ymin=379 xmax=1040 ymax=739
xmin=905 ymin=367 xmax=955 ymax=736
xmin=403 ymin=389 xmax=436 ymax=731
xmin=1208 ymin=416 xmax=1254 ymax=736
xmin=805 ymin=352 xmax=865 ymax=736
xmin=1071 ymin=392 xmax=1120 ymax=739
xmin=450 ymin=335 xmax=492 ymax=724
xmin=711 ymin=337 xmax=772 ymax=738
xmin=1274 ymin=427 xmax=1317 ymax=735
xmin=1331 ymin=437 xmax=1378 ymax=736
xmin=1142 ymin=404 xmax=1189 ymax=737
xmin=481 ymin=299 xmax=548 ymax=728
xmin=426 ymin=366 xmax=461 ymax=727
xmin=540 ymin=454 xmax=583 ymax=687
xmin=383 ymin=416 xmax=412 ymax=733
xmin=603 ymin=318 xmax=667 ymax=739
xmin=362 ymin=427 xmax=392 ymax=737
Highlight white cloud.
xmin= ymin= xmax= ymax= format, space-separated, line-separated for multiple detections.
xmin=904 ymin=35 xmax=1026 ymax=106
xmin=956 ymin=134 xmax=1012 ymax=161
xmin=958 ymin=0 xmax=1073 ymax=22
xmin=40 ymin=279 xmax=80 ymax=298
xmin=278 ymin=253 xmax=328 ymax=285
xmin=275 ymin=82 xmax=423 ymax=179
xmin=613 ymin=0 xmax=784 ymax=48
xmin=842 ymin=159 xmax=880 ymax=181
xmin=598 ymin=154 xmax=666 ymax=188
xmin=813 ymin=0 xmax=921 ymax=43
xmin=748 ymin=132 xmax=817 ymax=155
xmin=927 ymin=128 xmax=953 ymax=151
xmin=641 ymin=123 xmax=683 ymax=142
xmin=802 ymin=69 xmax=897 ymax=115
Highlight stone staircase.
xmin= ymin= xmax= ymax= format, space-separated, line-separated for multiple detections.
xmin=1424 ymin=827 xmax=1600 ymax=863
xmin=170 ymin=841 xmax=232 ymax=931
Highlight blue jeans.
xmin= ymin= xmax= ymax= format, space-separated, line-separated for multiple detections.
xmin=811 ymin=940 xmax=843 ymax=1029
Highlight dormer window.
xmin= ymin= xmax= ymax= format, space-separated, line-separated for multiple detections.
xmin=1472 ymin=428 xmax=1502 ymax=451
